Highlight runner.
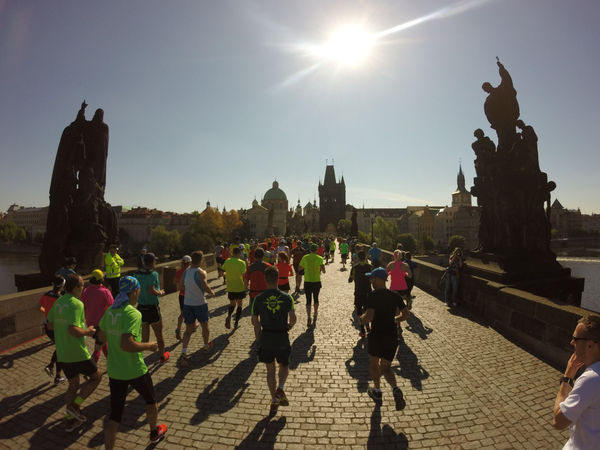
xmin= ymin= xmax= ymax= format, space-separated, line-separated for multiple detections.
xmin=222 ymin=247 xmax=247 ymax=329
xmin=387 ymin=250 xmax=413 ymax=310
xmin=245 ymin=248 xmax=271 ymax=316
xmin=179 ymin=251 xmax=216 ymax=367
xmin=133 ymin=253 xmax=169 ymax=363
xmin=56 ymin=257 xmax=77 ymax=279
xmin=251 ymin=266 xmax=297 ymax=413
xmin=323 ymin=238 xmax=330 ymax=264
xmin=98 ymin=276 xmax=167 ymax=448
xmin=299 ymin=243 xmax=325 ymax=327
xmin=213 ymin=241 xmax=225 ymax=284
xmin=291 ymin=241 xmax=305 ymax=295
xmin=174 ymin=255 xmax=192 ymax=340
xmin=276 ymin=252 xmax=294 ymax=294
xmin=329 ymin=239 xmax=337 ymax=263
xmin=368 ymin=242 xmax=382 ymax=268
xmin=339 ymin=240 xmax=350 ymax=270
xmin=39 ymin=275 xmax=67 ymax=384
xmin=348 ymin=250 xmax=373 ymax=338
xmin=81 ymin=269 xmax=114 ymax=362
xmin=360 ymin=267 xmax=410 ymax=409
xmin=46 ymin=274 xmax=102 ymax=431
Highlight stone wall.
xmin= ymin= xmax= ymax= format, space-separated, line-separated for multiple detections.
xmin=0 ymin=254 xmax=217 ymax=353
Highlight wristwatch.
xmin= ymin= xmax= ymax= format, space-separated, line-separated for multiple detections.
xmin=559 ymin=376 xmax=574 ymax=387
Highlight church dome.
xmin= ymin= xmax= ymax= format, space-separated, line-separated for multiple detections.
xmin=263 ymin=181 xmax=287 ymax=201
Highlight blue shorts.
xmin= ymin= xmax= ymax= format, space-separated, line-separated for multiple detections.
xmin=183 ymin=304 xmax=209 ymax=324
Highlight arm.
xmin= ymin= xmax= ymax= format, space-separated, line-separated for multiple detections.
xmin=116 ymin=254 xmax=124 ymax=266
xmin=395 ymin=306 xmax=410 ymax=323
xmin=148 ymin=285 xmax=164 ymax=296
xmin=320 ymin=264 xmax=326 ymax=274
xmin=120 ymin=333 xmax=158 ymax=353
xmin=68 ymin=324 xmax=96 ymax=338
xmin=288 ymin=310 xmax=297 ymax=330
xmin=360 ymin=308 xmax=375 ymax=325
xmin=251 ymin=315 xmax=261 ymax=340
xmin=201 ymin=278 xmax=215 ymax=297
xmin=402 ymin=262 xmax=413 ymax=279
xmin=552 ymin=353 xmax=585 ymax=430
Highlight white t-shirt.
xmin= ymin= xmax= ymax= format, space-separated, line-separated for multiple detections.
xmin=560 ymin=361 xmax=600 ymax=449
xmin=183 ymin=267 xmax=207 ymax=307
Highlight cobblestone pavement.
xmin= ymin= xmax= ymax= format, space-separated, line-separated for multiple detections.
xmin=0 ymin=258 xmax=570 ymax=449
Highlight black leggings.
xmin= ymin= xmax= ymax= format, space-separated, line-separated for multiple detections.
xmin=304 ymin=281 xmax=322 ymax=306
xmin=109 ymin=373 xmax=156 ymax=423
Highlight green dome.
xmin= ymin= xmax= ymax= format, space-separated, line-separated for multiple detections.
xmin=263 ymin=181 xmax=287 ymax=201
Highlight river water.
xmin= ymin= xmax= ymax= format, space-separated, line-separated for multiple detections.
xmin=1 ymin=253 xmax=599 ymax=311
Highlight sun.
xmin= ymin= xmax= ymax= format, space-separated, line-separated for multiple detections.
xmin=321 ymin=25 xmax=374 ymax=66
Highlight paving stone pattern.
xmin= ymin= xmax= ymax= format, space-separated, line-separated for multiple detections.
xmin=0 ymin=258 xmax=570 ymax=449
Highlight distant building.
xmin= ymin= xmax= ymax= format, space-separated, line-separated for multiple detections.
xmin=261 ymin=181 xmax=288 ymax=235
xmin=3 ymin=204 xmax=48 ymax=237
xmin=550 ymin=199 xmax=583 ymax=237
xmin=245 ymin=199 xmax=269 ymax=238
xmin=319 ymin=165 xmax=346 ymax=232
xmin=434 ymin=164 xmax=480 ymax=249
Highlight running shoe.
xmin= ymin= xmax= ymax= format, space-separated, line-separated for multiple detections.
xmin=178 ymin=355 xmax=190 ymax=368
xmin=225 ymin=316 xmax=231 ymax=329
xmin=160 ymin=352 xmax=170 ymax=364
xmin=175 ymin=328 xmax=182 ymax=340
xmin=54 ymin=376 xmax=67 ymax=385
xmin=202 ymin=341 xmax=214 ymax=352
xmin=45 ymin=366 xmax=54 ymax=377
xmin=275 ymin=388 xmax=289 ymax=406
xmin=150 ymin=424 xmax=167 ymax=444
xmin=65 ymin=417 xmax=84 ymax=432
xmin=66 ymin=404 xmax=86 ymax=422
xmin=367 ymin=387 xmax=382 ymax=403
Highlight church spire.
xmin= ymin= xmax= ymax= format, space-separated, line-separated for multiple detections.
xmin=457 ymin=162 xmax=466 ymax=193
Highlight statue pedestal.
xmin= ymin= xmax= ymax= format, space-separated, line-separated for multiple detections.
xmin=465 ymin=252 xmax=584 ymax=306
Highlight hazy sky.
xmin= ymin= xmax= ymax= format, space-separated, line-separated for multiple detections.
xmin=1 ymin=0 xmax=599 ymax=215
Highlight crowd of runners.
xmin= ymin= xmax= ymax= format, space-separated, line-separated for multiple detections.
xmin=40 ymin=235 xmax=419 ymax=447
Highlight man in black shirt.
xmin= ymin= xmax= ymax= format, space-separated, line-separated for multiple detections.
xmin=348 ymin=250 xmax=372 ymax=338
xmin=360 ymin=267 xmax=410 ymax=408
xmin=251 ymin=266 xmax=297 ymax=413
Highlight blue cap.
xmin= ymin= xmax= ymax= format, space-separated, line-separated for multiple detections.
xmin=119 ymin=276 xmax=140 ymax=293
xmin=365 ymin=267 xmax=388 ymax=281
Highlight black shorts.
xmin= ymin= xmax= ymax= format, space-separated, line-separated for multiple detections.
xmin=228 ymin=291 xmax=246 ymax=301
xmin=178 ymin=294 xmax=185 ymax=312
xmin=258 ymin=333 xmax=291 ymax=366
xmin=109 ymin=372 xmax=156 ymax=423
xmin=278 ymin=282 xmax=290 ymax=291
xmin=137 ymin=304 xmax=161 ymax=324
xmin=58 ymin=358 xmax=98 ymax=379
xmin=367 ymin=333 xmax=398 ymax=362
xmin=354 ymin=292 xmax=368 ymax=308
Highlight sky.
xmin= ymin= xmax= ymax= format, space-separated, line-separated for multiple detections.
xmin=1 ymin=0 xmax=599 ymax=215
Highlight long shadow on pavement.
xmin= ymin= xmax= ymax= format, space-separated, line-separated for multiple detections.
xmin=289 ymin=327 xmax=315 ymax=370
xmin=405 ymin=313 xmax=433 ymax=340
xmin=236 ymin=415 xmax=287 ymax=449
xmin=345 ymin=338 xmax=370 ymax=392
xmin=367 ymin=404 xmax=408 ymax=449
xmin=395 ymin=332 xmax=429 ymax=391
xmin=0 ymin=340 xmax=51 ymax=369
xmin=190 ymin=347 xmax=258 ymax=425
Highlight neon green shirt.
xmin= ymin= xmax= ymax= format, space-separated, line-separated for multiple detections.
xmin=222 ymin=257 xmax=247 ymax=292
xmin=105 ymin=253 xmax=124 ymax=278
xmin=99 ymin=304 xmax=148 ymax=380
xmin=299 ymin=253 xmax=324 ymax=282
xmin=47 ymin=293 xmax=91 ymax=363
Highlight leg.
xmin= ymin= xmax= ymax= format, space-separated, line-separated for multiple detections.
xmin=104 ymin=420 xmax=119 ymax=450
xmin=380 ymin=358 xmax=397 ymax=388
xmin=312 ymin=286 xmax=320 ymax=317
xmin=200 ymin=322 xmax=210 ymax=346
xmin=79 ymin=370 xmax=102 ymax=400
xmin=368 ymin=355 xmax=381 ymax=389
xmin=265 ymin=362 xmax=277 ymax=398
xmin=145 ymin=403 xmax=158 ymax=432
xmin=305 ymin=287 xmax=313 ymax=325
xmin=234 ymin=299 xmax=243 ymax=326
xmin=106 ymin=377 xmax=127 ymax=450
xmin=150 ymin=320 xmax=164 ymax=354
xmin=451 ymin=276 xmax=459 ymax=304
xmin=277 ymin=363 xmax=289 ymax=389
xmin=182 ymin=323 xmax=196 ymax=354
xmin=65 ymin=375 xmax=81 ymax=411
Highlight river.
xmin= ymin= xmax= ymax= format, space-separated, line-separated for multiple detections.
xmin=1 ymin=253 xmax=599 ymax=311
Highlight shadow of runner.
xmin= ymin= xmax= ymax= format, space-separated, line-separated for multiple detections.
xmin=367 ymin=404 xmax=408 ymax=449
xmin=190 ymin=348 xmax=258 ymax=425
xmin=0 ymin=382 xmax=56 ymax=417
xmin=344 ymin=338 xmax=370 ymax=392
xmin=0 ymin=340 xmax=51 ymax=369
xmin=288 ymin=327 xmax=315 ymax=370
xmin=235 ymin=415 xmax=287 ymax=449
xmin=394 ymin=333 xmax=429 ymax=391
xmin=405 ymin=313 xmax=433 ymax=340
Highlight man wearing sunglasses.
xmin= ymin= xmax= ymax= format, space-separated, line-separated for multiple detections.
xmin=552 ymin=315 xmax=600 ymax=448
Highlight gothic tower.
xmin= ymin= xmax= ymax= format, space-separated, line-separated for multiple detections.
xmin=452 ymin=163 xmax=472 ymax=207
xmin=318 ymin=164 xmax=346 ymax=231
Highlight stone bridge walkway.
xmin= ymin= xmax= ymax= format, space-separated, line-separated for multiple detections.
xmin=0 ymin=258 xmax=570 ymax=449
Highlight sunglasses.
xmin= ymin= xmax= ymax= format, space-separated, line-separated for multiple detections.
xmin=572 ymin=335 xmax=592 ymax=342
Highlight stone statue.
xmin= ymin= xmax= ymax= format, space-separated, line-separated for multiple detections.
xmin=471 ymin=61 xmax=556 ymax=256
xmin=40 ymin=102 xmax=118 ymax=277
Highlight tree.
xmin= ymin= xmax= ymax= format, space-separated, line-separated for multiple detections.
xmin=181 ymin=229 xmax=214 ymax=254
xmin=196 ymin=207 xmax=224 ymax=241
xmin=420 ymin=234 xmax=435 ymax=253
xmin=222 ymin=210 xmax=243 ymax=241
xmin=337 ymin=218 xmax=352 ymax=236
xmin=0 ymin=222 xmax=27 ymax=243
xmin=150 ymin=226 xmax=181 ymax=257
xmin=448 ymin=235 xmax=466 ymax=252
xmin=373 ymin=217 xmax=399 ymax=250
xmin=397 ymin=233 xmax=417 ymax=253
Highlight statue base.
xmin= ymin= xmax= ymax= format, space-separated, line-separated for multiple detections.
xmin=465 ymin=252 xmax=584 ymax=306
